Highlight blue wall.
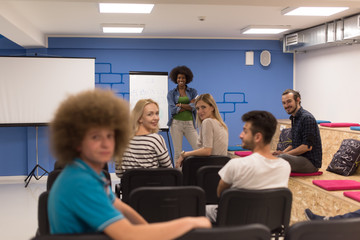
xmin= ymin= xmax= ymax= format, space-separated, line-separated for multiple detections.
xmin=0 ymin=36 xmax=293 ymax=176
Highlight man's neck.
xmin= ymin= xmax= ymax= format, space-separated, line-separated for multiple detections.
xmin=252 ymin=144 xmax=277 ymax=159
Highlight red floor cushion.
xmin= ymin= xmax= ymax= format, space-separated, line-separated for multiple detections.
xmin=320 ymin=123 xmax=360 ymax=127
xmin=234 ymin=151 xmax=252 ymax=157
xmin=290 ymin=171 xmax=323 ymax=177
xmin=344 ymin=191 xmax=360 ymax=202
xmin=313 ymin=180 xmax=360 ymax=191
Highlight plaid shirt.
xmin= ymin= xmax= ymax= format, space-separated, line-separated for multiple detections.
xmin=290 ymin=107 xmax=322 ymax=168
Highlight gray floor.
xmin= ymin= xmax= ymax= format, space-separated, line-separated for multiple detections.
xmin=0 ymin=174 xmax=119 ymax=240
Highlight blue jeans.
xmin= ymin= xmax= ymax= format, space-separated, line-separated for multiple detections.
xmin=330 ymin=210 xmax=360 ymax=219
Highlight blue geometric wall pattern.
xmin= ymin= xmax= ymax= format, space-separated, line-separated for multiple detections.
xmin=217 ymin=92 xmax=248 ymax=121
xmin=95 ymin=62 xmax=248 ymax=123
xmin=95 ymin=62 xmax=129 ymax=101
xmin=95 ymin=62 xmax=248 ymax=122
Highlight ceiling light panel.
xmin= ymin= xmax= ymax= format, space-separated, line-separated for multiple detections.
xmin=282 ymin=7 xmax=349 ymax=16
xmin=102 ymin=25 xmax=144 ymax=33
xmin=99 ymin=3 xmax=154 ymax=13
xmin=241 ymin=26 xmax=289 ymax=34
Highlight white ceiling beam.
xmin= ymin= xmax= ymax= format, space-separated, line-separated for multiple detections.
xmin=0 ymin=2 xmax=46 ymax=48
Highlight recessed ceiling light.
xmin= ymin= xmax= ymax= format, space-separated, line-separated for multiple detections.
xmin=241 ymin=26 xmax=290 ymax=34
xmin=282 ymin=7 xmax=348 ymax=16
xmin=99 ymin=3 xmax=154 ymax=13
xmin=102 ymin=24 xmax=144 ymax=33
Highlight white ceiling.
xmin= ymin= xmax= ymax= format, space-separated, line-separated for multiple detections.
xmin=1 ymin=0 xmax=360 ymax=48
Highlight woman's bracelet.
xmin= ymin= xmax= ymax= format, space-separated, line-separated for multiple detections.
xmin=181 ymin=150 xmax=186 ymax=157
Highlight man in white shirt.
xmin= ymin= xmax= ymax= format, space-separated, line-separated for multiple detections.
xmin=206 ymin=110 xmax=291 ymax=222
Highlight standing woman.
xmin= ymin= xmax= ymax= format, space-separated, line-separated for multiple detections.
xmin=167 ymin=65 xmax=199 ymax=161
xmin=176 ymin=93 xmax=229 ymax=168
xmin=116 ymin=99 xmax=172 ymax=178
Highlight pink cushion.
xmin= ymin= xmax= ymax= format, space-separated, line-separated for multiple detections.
xmin=234 ymin=151 xmax=252 ymax=157
xmin=313 ymin=180 xmax=360 ymax=191
xmin=319 ymin=123 xmax=360 ymax=128
xmin=290 ymin=171 xmax=323 ymax=177
xmin=344 ymin=192 xmax=360 ymax=202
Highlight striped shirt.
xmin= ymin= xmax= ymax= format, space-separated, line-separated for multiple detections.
xmin=116 ymin=133 xmax=173 ymax=178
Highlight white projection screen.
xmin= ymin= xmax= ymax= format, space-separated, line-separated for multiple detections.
xmin=0 ymin=56 xmax=95 ymax=125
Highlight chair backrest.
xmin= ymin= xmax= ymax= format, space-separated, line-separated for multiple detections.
xmin=285 ymin=218 xmax=360 ymax=240
xmin=182 ymin=155 xmax=230 ymax=185
xmin=31 ymin=233 xmax=111 ymax=240
xmin=177 ymin=224 xmax=271 ymax=240
xmin=47 ymin=170 xmax=62 ymax=191
xmin=48 ymin=164 xmax=111 ymax=191
xmin=38 ymin=191 xmax=50 ymax=236
xmin=120 ymin=168 xmax=183 ymax=203
xmin=216 ymin=188 xmax=292 ymax=236
xmin=128 ymin=186 xmax=206 ymax=223
xmin=196 ymin=165 xmax=223 ymax=204
xmin=47 ymin=169 xmax=111 ymax=191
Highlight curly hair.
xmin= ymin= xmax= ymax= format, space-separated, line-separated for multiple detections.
xmin=195 ymin=93 xmax=228 ymax=131
xmin=169 ymin=65 xmax=194 ymax=84
xmin=50 ymin=89 xmax=130 ymax=167
xmin=131 ymin=99 xmax=159 ymax=136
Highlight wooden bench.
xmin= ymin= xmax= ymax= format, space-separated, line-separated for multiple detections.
xmin=273 ymin=120 xmax=360 ymax=224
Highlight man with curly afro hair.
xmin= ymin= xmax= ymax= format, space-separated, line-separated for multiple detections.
xmin=167 ymin=65 xmax=199 ymax=161
xmin=48 ymin=89 xmax=210 ymax=240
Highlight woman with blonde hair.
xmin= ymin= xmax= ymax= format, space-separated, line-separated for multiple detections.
xmin=116 ymin=99 xmax=172 ymax=178
xmin=176 ymin=93 xmax=228 ymax=168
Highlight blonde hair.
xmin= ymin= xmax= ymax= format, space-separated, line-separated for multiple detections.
xmin=50 ymin=89 xmax=130 ymax=167
xmin=131 ymin=99 xmax=159 ymax=136
xmin=195 ymin=93 xmax=228 ymax=130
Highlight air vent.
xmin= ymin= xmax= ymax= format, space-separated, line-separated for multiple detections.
xmin=285 ymin=33 xmax=299 ymax=46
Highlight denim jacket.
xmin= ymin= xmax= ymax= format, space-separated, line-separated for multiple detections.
xmin=167 ymin=86 xmax=198 ymax=127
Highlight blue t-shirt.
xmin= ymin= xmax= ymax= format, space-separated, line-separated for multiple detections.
xmin=48 ymin=158 xmax=124 ymax=234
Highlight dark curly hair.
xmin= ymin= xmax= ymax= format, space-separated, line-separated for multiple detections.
xmin=169 ymin=65 xmax=194 ymax=84
xmin=50 ymin=89 xmax=130 ymax=167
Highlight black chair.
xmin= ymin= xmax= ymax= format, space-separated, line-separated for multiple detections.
xmin=216 ymin=188 xmax=292 ymax=240
xmin=117 ymin=168 xmax=183 ymax=202
xmin=128 ymin=186 xmax=206 ymax=223
xmin=285 ymin=218 xmax=360 ymax=240
xmin=182 ymin=155 xmax=230 ymax=185
xmin=30 ymin=225 xmax=269 ymax=240
xmin=47 ymin=168 xmax=111 ymax=191
xmin=196 ymin=165 xmax=223 ymax=204
xmin=37 ymin=191 xmax=50 ymax=236
xmin=31 ymin=233 xmax=111 ymax=240
xmin=177 ymin=224 xmax=271 ymax=240
xmin=46 ymin=170 xmax=62 ymax=191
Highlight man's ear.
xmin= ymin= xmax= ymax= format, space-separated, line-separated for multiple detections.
xmin=254 ymin=132 xmax=262 ymax=143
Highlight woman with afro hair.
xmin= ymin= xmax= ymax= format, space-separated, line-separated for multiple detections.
xmin=167 ymin=65 xmax=199 ymax=161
